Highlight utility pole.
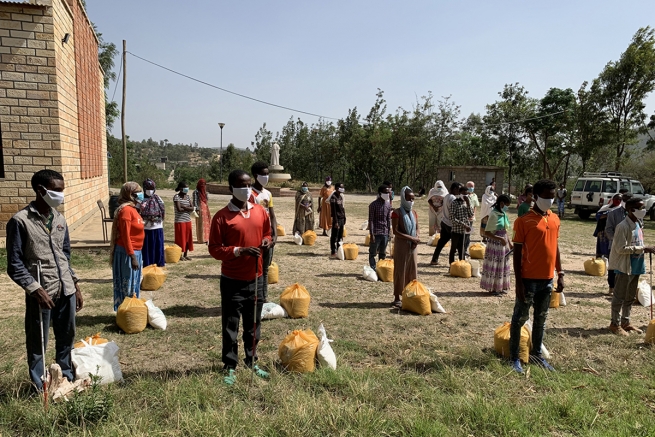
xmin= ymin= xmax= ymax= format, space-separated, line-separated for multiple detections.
xmin=121 ymin=40 xmax=127 ymax=183
xmin=218 ymin=123 xmax=225 ymax=182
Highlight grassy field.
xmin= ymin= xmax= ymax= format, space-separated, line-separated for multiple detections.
xmin=1 ymin=193 xmax=654 ymax=437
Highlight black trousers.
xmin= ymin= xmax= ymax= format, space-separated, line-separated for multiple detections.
xmin=431 ymin=222 xmax=452 ymax=262
xmin=330 ymin=221 xmax=345 ymax=254
xmin=261 ymin=246 xmax=274 ymax=302
xmin=450 ymin=232 xmax=466 ymax=264
xmin=220 ymin=275 xmax=264 ymax=370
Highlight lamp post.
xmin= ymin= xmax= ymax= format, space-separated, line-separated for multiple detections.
xmin=218 ymin=123 xmax=225 ymax=182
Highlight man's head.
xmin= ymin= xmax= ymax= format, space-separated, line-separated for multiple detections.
xmin=458 ymin=185 xmax=469 ymax=197
xmin=620 ymin=191 xmax=633 ymax=203
xmin=251 ymin=161 xmax=269 ymax=177
xmin=560 ymin=183 xmax=565 ymax=189
xmin=466 ymin=181 xmax=475 ymax=193
xmin=378 ymin=184 xmax=390 ymax=198
xmin=335 ymin=182 xmax=345 ymax=195
xmin=228 ymin=170 xmax=250 ymax=190
xmin=524 ymin=185 xmax=534 ymax=201
xmin=533 ymin=179 xmax=557 ymax=200
xmin=31 ymin=169 xmax=64 ymax=195
xmin=611 ymin=193 xmax=622 ymax=207
xmin=450 ymin=182 xmax=462 ymax=195
xmin=625 ymin=197 xmax=646 ymax=221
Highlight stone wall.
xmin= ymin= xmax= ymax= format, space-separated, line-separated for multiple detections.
xmin=435 ymin=166 xmax=505 ymax=198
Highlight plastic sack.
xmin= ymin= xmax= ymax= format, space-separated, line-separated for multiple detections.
xmin=584 ymin=258 xmax=606 ymax=277
xmin=364 ymin=235 xmax=371 ymax=246
xmin=363 ymin=265 xmax=378 ymax=282
xmin=494 ymin=322 xmax=532 ymax=364
xmin=74 ymin=333 xmax=108 ymax=349
xmin=429 ymin=291 xmax=446 ymax=313
xmin=342 ymin=227 xmax=348 ymax=238
xmin=317 ymin=324 xmax=337 ymax=370
xmin=637 ymin=280 xmax=654 ymax=307
xmin=302 ymin=230 xmax=317 ymax=246
xmin=145 ymin=299 xmax=167 ymax=330
xmin=427 ymin=234 xmax=440 ymax=247
xmin=71 ymin=341 xmax=123 ymax=384
xmin=559 ymin=292 xmax=567 ymax=307
xmin=343 ymin=243 xmax=359 ymax=260
xmin=549 ymin=291 xmax=560 ymax=309
xmin=336 ymin=242 xmax=345 ymax=261
xmin=602 ymin=256 xmax=609 ymax=276
xmin=278 ymin=329 xmax=319 ymax=373
xmin=401 ymin=280 xmax=432 ymax=315
xmin=261 ymin=302 xmax=288 ymax=320
xmin=359 ymin=221 xmax=368 ymax=230
xmin=469 ymin=243 xmax=486 ymax=259
xmin=450 ymin=260 xmax=472 ymax=278
xmin=293 ymin=233 xmax=303 ymax=245
xmin=141 ymin=264 xmax=166 ymax=291
xmin=524 ymin=319 xmax=551 ymax=359
xmin=116 ymin=296 xmax=148 ymax=334
xmin=268 ymin=262 xmax=279 ymax=284
xmin=376 ymin=259 xmax=394 ymax=282
xmin=164 ymin=244 xmax=182 ymax=264
xmin=646 ymin=319 xmax=655 ymax=344
xmin=276 ymin=224 xmax=286 ymax=236
xmin=469 ymin=259 xmax=481 ymax=278
xmin=280 ymin=283 xmax=311 ymax=318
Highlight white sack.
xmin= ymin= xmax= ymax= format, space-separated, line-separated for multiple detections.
xmin=293 ymin=233 xmax=303 ymax=245
xmin=316 ymin=323 xmax=337 ymax=370
xmin=145 ymin=299 xmax=167 ymax=330
xmin=363 ymin=266 xmax=378 ymax=282
xmin=428 ymin=291 xmax=446 ymax=313
xmin=71 ymin=341 xmax=123 ymax=385
xmin=637 ymin=280 xmax=654 ymax=307
xmin=261 ymin=302 xmax=288 ymax=320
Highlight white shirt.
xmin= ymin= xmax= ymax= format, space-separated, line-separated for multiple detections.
xmin=441 ymin=194 xmax=456 ymax=227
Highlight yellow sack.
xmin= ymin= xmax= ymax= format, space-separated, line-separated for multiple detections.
xmin=401 ymin=280 xmax=432 ymax=316
xmin=342 ymin=227 xmax=347 ymax=238
xmin=450 ymin=260 xmax=472 ymax=278
xmin=376 ymin=259 xmax=394 ymax=282
xmin=550 ymin=291 xmax=560 ymax=309
xmin=364 ymin=235 xmax=370 ymax=246
xmin=141 ymin=264 xmax=166 ymax=291
xmin=645 ymin=319 xmax=655 ymax=344
xmin=430 ymin=234 xmax=440 ymax=247
xmin=268 ymin=262 xmax=279 ymax=284
xmin=343 ymin=243 xmax=359 ymax=260
xmin=280 ymin=283 xmax=311 ymax=318
xmin=164 ymin=245 xmax=182 ymax=264
xmin=584 ymin=258 xmax=606 ymax=277
xmin=494 ymin=322 xmax=532 ymax=364
xmin=74 ymin=333 xmax=108 ymax=349
xmin=470 ymin=243 xmax=485 ymax=259
xmin=302 ymin=230 xmax=317 ymax=246
xmin=278 ymin=329 xmax=319 ymax=373
xmin=116 ymin=296 xmax=148 ymax=334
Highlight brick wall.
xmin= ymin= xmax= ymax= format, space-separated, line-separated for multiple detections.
xmin=436 ymin=166 xmax=505 ymax=199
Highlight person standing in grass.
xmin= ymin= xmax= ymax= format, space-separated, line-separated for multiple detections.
xmin=510 ymin=179 xmax=563 ymax=374
xmin=209 ymin=169 xmax=272 ymax=385
xmin=517 ymin=186 xmax=533 ymax=217
xmin=427 ymin=180 xmax=448 ymax=237
xmin=368 ymin=184 xmax=392 ymax=269
xmin=193 ymin=179 xmax=211 ymax=244
xmin=110 ymin=182 xmax=145 ymax=311
xmin=7 ymin=169 xmax=83 ymax=391
xmin=449 ymin=185 xmax=474 ymax=264
xmin=391 ymin=187 xmax=420 ymax=308
xmin=556 ymin=183 xmax=567 ymax=218
xmin=607 ymin=197 xmax=655 ymax=336
xmin=317 ymin=176 xmax=334 ymax=236
xmin=480 ymin=194 xmax=513 ymax=296
xmin=174 ymin=181 xmax=195 ymax=261
xmin=140 ymin=178 xmax=165 ymax=267
xmin=479 ymin=185 xmax=497 ymax=242
xmin=605 ymin=190 xmax=632 ymax=295
xmin=329 ymin=182 xmax=347 ymax=259
xmin=293 ymin=182 xmax=314 ymax=236
xmin=430 ymin=182 xmax=459 ymax=265
xmin=594 ymin=194 xmax=621 ymax=294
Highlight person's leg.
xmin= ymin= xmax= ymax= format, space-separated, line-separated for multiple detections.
xmin=464 ymin=233 xmax=471 ymax=257
xmin=509 ymin=279 xmax=535 ymax=361
xmin=261 ymin=246 xmax=273 ymax=302
xmin=220 ymin=276 xmax=244 ymax=371
xmin=142 ymin=229 xmax=152 ymax=267
xmin=530 ymin=279 xmax=553 ymax=357
xmin=449 ymin=233 xmax=464 ymax=264
xmin=432 ymin=223 xmax=451 ymax=263
xmin=132 ymin=250 xmax=142 ymax=300
xmin=368 ymin=236 xmax=379 ymax=269
xmin=52 ymin=292 xmax=76 ymax=382
xmin=25 ymin=294 xmax=51 ymax=390
xmin=330 ymin=224 xmax=338 ymax=254
xmin=620 ymin=275 xmax=641 ymax=327
xmin=156 ymin=228 xmax=166 ymax=267
xmin=611 ymin=273 xmax=628 ymax=327
xmin=378 ymin=235 xmax=389 ymax=261
xmin=607 ymin=269 xmax=615 ymax=293
xmin=242 ymin=275 xmax=265 ymax=370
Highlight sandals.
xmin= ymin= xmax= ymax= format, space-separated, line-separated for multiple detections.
xmin=223 ymin=369 xmax=236 ymax=386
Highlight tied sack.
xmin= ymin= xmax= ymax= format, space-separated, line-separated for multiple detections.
xmin=293 ymin=233 xmax=303 ymax=245
xmin=71 ymin=341 xmax=123 ymax=385
xmin=74 ymin=333 xmax=108 ymax=349
xmin=343 ymin=243 xmax=359 ymax=260
xmin=261 ymin=302 xmax=288 ymax=320
xmin=549 ymin=291 xmax=560 ymax=309
xmin=469 ymin=243 xmax=486 ymax=259
xmin=637 ymin=280 xmax=654 ymax=307
xmin=116 ymin=296 xmax=148 ymax=334
xmin=317 ymin=324 xmax=337 ymax=370
xmin=336 ymin=242 xmax=345 ymax=261
xmin=302 ymin=230 xmax=317 ymax=246
xmin=376 ymin=259 xmax=394 ymax=282
xmin=469 ymin=259 xmax=481 ymax=278
xmin=584 ymin=258 xmax=606 ymax=276
xmin=427 ymin=234 xmax=440 ymax=247
xmin=276 ymin=224 xmax=286 ymax=236
xmin=645 ymin=320 xmax=655 ymax=344
xmin=429 ymin=291 xmax=446 ymax=313
xmin=280 ymin=283 xmax=311 ymax=318
xmin=278 ymin=329 xmax=320 ymax=373
xmin=401 ymin=280 xmax=432 ymax=316
xmin=363 ymin=265 xmax=378 ymax=282
xmin=141 ymin=265 xmax=166 ymax=291
xmin=494 ymin=322 xmax=532 ymax=364
xmin=268 ymin=262 xmax=279 ymax=284
xmin=450 ymin=260 xmax=472 ymax=278
xmin=164 ymin=245 xmax=182 ymax=264
xmin=145 ymin=299 xmax=167 ymax=330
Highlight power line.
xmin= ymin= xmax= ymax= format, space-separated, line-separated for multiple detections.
xmin=483 ymin=109 xmax=568 ymax=128
xmin=111 ymin=55 xmax=122 ymax=103
xmin=125 ymin=51 xmax=339 ymax=120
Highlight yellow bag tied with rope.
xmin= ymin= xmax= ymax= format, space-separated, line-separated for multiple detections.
xmin=141 ymin=264 xmax=166 ymax=291
xmin=401 ymin=280 xmax=432 ymax=316
xmin=74 ymin=333 xmax=108 ymax=349
xmin=268 ymin=262 xmax=279 ymax=284
xmin=276 ymin=224 xmax=286 ymax=236
xmin=343 ymin=243 xmax=359 ymax=260
xmin=469 ymin=243 xmax=485 ymax=259
xmin=164 ymin=244 xmax=182 ymax=264
xmin=645 ymin=320 xmax=655 ymax=344
xmin=302 ymin=230 xmax=317 ymax=246
xmin=450 ymin=260 xmax=472 ymax=278
xmin=364 ymin=235 xmax=371 ymax=246
xmin=278 ymin=329 xmax=319 ymax=373
xmin=494 ymin=322 xmax=532 ymax=364
xmin=550 ymin=291 xmax=560 ymax=309
xmin=584 ymin=258 xmax=606 ymax=277
xmin=376 ymin=259 xmax=394 ymax=282
xmin=116 ymin=296 xmax=148 ymax=334
xmin=280 ymin=283 xmax=311 ymax=318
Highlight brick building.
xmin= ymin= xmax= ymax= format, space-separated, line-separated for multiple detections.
xmin=0 ymin=0 xmax=107 ymax=237
xmin=435 ymin=166 xmax=505 ymax=198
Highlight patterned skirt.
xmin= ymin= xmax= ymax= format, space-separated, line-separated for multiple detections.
xmin=480 ymin=230 xmax=511 ymax=292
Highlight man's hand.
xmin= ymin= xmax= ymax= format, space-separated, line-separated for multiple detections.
xmin=261 ymin=238 xmax=271 ymax=250
xmin=465 ymin=226 xmax=471 ymax=233
xmin=241 ymin=247 xmax=261 ymax=257
xmin=370 ymin=234 xmax=375 ymax=244
xmin=34 ymin=287 xmax=55 ymax=309
xmin=515 ymin=279 xmax=525 ymax=303
xmin=556 ymin=274 xmax=565 ymax=293
xmin=75 ymin=283 xmax=84 ymax=312
xmin=130 ymin=254 xmax=140 ymax=270
xmin=271 ymin=235 xmax=277 ymax=248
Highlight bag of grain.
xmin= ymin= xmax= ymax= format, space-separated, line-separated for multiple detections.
xmin=469 ymin=243 xmax=486 ymax=259
xmin=293 ymin=233 xmax=303 ymax=245
xmin=401 ymin=280 xmax=431 ymax=315
xmin=261 ymin=302 xmax=288 ymax=320
xmin=164 ymin=244 xmax=182 ymax=264
xmin=268 ymin=262 xmax=279 ymax=284
xmin=637 ymin=280 xmax=654 ymax=307
xmin=549 ymin=291 xmax=560 ymax=309
xmin=276 ymin=224 xmax=286 ymax=236
xmin=494 ymin=322 xmax=532 ymax=364
xmin=429 ymin=291 xmax=446 ymax=313
xmin=280 ymin=283 xmax=311 ymax=318
xmin=71 ymin=341 xmax=123 ymax=385
xmin=302 ymin=230 xmax=317 ymax=246
xmin=145 ymin=299 xmax=167 ymax=330
xmin=584 ymin=258 xmax=606 ymax=276
xmin=343 ymin=243 xmax=359 ymax=260
xmin=469 ymin=259 xmax=481 ymax=278
xmin=450 ymin=260 xmax=472 ymax=278
xmin=74 ymin=333 xmax=108 ymax=349
xmin=141 ymin=264 xmax=166 ymax=291
xmin=316 ymin=323 xmax=337 ymax=370
xmin=376 ymin=259 xmax=394 ymax=282
xmin=359 ymin=221 xmax=368 ymax=230
xmin=427 ymin=234 xmax=440 ymax=247
xmin=116 ymin=296 xmax=148 ymax=334
xmin=278 ymin=329 xmax=319 ymax=373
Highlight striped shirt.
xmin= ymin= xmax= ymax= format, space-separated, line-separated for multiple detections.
xmin=173 ymin=194 xmax=192 ymax=223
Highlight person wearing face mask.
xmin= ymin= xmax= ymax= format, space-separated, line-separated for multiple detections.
xmin=449 ymin=186 xmax=474 ymax=265
xmin=594 ymin=193 xmax=622 ymax=294
xmin=517 ymin=186 xmax=534 ymax=217
xmin=317 ymin=176 xmax=334 ymax=236
xmin=383 ymin=181 xmax=395 ymax=206
xmin=481 ymin=194 xmax=513 ymax=296
xmin=479 ymin=185 xmax=497 ymax=242
xmin=293 ymin=182 xmax=314 ymax=236
xmin=510 ymin=179 xmax=563 ymax=374
xmin=174 ymin=181 xmax=195 ymax=261
xmin=516 ymin=184 xmax=533 ymax=209
xmin=368 ymin=184 xmax=392 ymax=269
xmin=391 ymin=187 xmax=420 ymax=307
xmin=7 ymin=169 xmax=83 ymax=391
xmin=140 ymin=179 xmax=166 ymax=267
xmin=430 ymin=182 xmax=460 ymax=265
xmin=192 ymin=179 xmax=212 ymax=245
xmin=556 ymin=183 xmax=567 ymax=218
xmin=605 ymin=189 xmax=632 ymax=247
xmin=208 ymin=169 xmax=272 ymax=385
xmin=329 ymin=183 xmax=347 ymax=259
xmin=250 ymin=162 xmax=278 ymax=302
xmin=607 ymin=198 xmax=655 ymax=336
xmin=110 ymin=182 xmax=145 ymax=311
xmin=427 ymin=180 xmax=448 ymax=237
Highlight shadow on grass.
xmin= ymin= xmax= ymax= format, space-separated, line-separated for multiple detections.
xmin=76 ymin=314 xmax=117 ymax=327
xmin=315 ymin=273 xmax=362 ymax=279
xmin=286 ymin=252 xmax=326 ymax=257
xmin=548 ymin=327 xmax=608 ymax=338
xmin=320 ymin=301 xmax=391 ymax=309
xmin=433 ymin=291 xmax=494 ymax=298
xmin=165 ymin=305 xmax=222 ymax=318
xmin=78 ymin=278 xmax=112 ymax=284
xmin=186 ymin=274 xmax=220 ymax=280
xmin=401 ymin=351 xmax=498 ymax=373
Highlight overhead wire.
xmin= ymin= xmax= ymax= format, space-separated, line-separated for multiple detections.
xmin=110 ymin=55 xmax=122 ymax=103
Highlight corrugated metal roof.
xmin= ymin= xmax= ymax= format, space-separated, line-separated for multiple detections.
xmin=0 ymin=1 xmax=47 ymax=8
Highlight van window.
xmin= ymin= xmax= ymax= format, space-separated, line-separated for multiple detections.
xmin=603 ymin=181 xmax=617 ymax=193
xmin=574 ymin=180 xmax=585 ymax=191
xmin=584 ymin=180 xmax=602 ymax=192
xmin=632 ymin=182 xmax=644 ymax=195
xmin=620 ymin=181 xmax=630 ymax=192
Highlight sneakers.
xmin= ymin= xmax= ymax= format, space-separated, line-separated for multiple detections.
xmin=223 ymin=369 xmax=236 ymax=386
xmin=530 ymin=355 xmax=555 ymax=372
xmin=621 ymin=324 xmax=643 ymax=334
xmin=249 ymin=364 xmax=270 ymax=380
xmin=609 ymin=323 xmax=629 ymax=336
xmin=510 ymin=359 xmax=524 ymax=374
xmin=392 ymin=299 xmax=402 ymax=308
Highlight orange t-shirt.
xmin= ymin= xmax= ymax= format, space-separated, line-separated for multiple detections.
xmin=512 ymin=209 xmax=560 ymax=280
xmin=115 ymin=205 xmax=145 ymax=255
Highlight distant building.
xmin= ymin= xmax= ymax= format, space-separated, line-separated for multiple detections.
xmin=0 ymin=0 xmax=107 ymax=236
xmin=435 ymin=166 xmax=504 ymax=198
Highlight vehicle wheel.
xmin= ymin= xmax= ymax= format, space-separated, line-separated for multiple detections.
xmin=578 ymin=211 xmax=591 ymax=220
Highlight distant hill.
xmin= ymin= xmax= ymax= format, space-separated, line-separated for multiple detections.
xmin=636 ymin=129 xmax=654 ymax=150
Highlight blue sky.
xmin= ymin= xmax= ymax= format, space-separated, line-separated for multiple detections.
xmin=87 ymin=0 xmax=655 ymax=150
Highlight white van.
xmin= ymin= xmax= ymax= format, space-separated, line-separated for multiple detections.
xmin=571 ymin=172 xmax=654 ymax=219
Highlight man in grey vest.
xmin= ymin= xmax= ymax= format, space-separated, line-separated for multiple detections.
xmin=605 ymin=189 xmax=632 ymax=295
xmin=6 ymin=169 xmax=83 ymax=391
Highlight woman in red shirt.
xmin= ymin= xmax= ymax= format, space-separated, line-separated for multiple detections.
xmin=110 ymin=182 xmax=145 ymax=311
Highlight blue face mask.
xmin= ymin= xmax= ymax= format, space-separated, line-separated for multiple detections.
xmin=502 ymin=205 xmax=509 ymax=212
xmin=390 ymin=191 xmax=395 ymax=200
xmin=135 ymin=192 xmax=144 ymax=202
xmin=468 ymin=187 xmax=474 ymax=193
xmin=301 ymin=187 xmax=308 ymax=193
xmin=182 ymin=188 xmax=189 ymax=194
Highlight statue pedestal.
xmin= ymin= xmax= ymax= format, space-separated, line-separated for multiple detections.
xmin=270 ymin=165 xmax=284 ymax=172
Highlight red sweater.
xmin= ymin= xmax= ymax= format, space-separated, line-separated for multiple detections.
xmin=115 ymin=205 xmax=144 ymax=255
xmin=208 ymin=202 xmax=272 ymax=281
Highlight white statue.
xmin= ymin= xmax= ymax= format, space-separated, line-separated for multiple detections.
xmin=271 ymin=142 xmax=280 ymax=167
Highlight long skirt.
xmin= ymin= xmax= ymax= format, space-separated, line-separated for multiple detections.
xmin=480 ymin=230 xmax=511 ymax=293
xmin=293 ymin=212 xmax=314 ymax=235
xmin=196 ymin=201 xmax=211 ymax=243
xmin=319 ymin=201 xmax=332 ymax=230
xmin=143 ymin=228 xmax=165 ymax=267
xmin=175 ymin=221 xmax=194 ymax=252
xmin=113 ymin=245 xmax=142 ymax=311
xmin=428 ymin=211 xmax=442 ymax=236
xmin=393 ymin=240 xmax=418 ymax=298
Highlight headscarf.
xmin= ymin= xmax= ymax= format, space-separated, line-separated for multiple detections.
xmin=141 ymin=178 xmax=164 ymax=221
xmin=196 ymin=178 xmax=207 ymax=204
xmin=399 ymin=186 xmax=416 ymax=237
xmin=428 ymin=180 xmax=448 ymax=199
xmin=109 ymin=182 xmax=141 ymax=264
xmin=480 ymin=185 xmax=497 ymax=219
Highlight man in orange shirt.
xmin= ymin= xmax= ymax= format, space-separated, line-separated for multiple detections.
xmin=209 ymin=170 xmax=272 ymax=386
xmin=510 ymin=179 xmax=565 ymax=374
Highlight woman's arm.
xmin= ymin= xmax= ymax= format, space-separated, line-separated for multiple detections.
xmin=391 ymin=214 xmax=418 ymax=243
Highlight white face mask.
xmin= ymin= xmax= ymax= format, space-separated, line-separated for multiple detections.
xmin=380 ymin=193 xmax=390 ymax=201
xmin=535 ymin=197 xmax=554 ymax=212
xmin=326 ymin=181 xmax=332 ymax=186
xmin=338 ymin=188 xmax=345 ymax=193
xmin=145 ymin=190 xmax=154 ymax=197
xmin=257 ymin=175 xmax=269 ymax=187
xmin=407 ymin=201 xmax=414 ymax=209
xmin=232 ymin=186 xmax=252 ymax=202
xmin=620 ymin=201 xmax=626 ymax=209
xmin=633 ymin=208 xmax=647 ymax=220
xmin=40 ymin=186 xmax=64 ymax=208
